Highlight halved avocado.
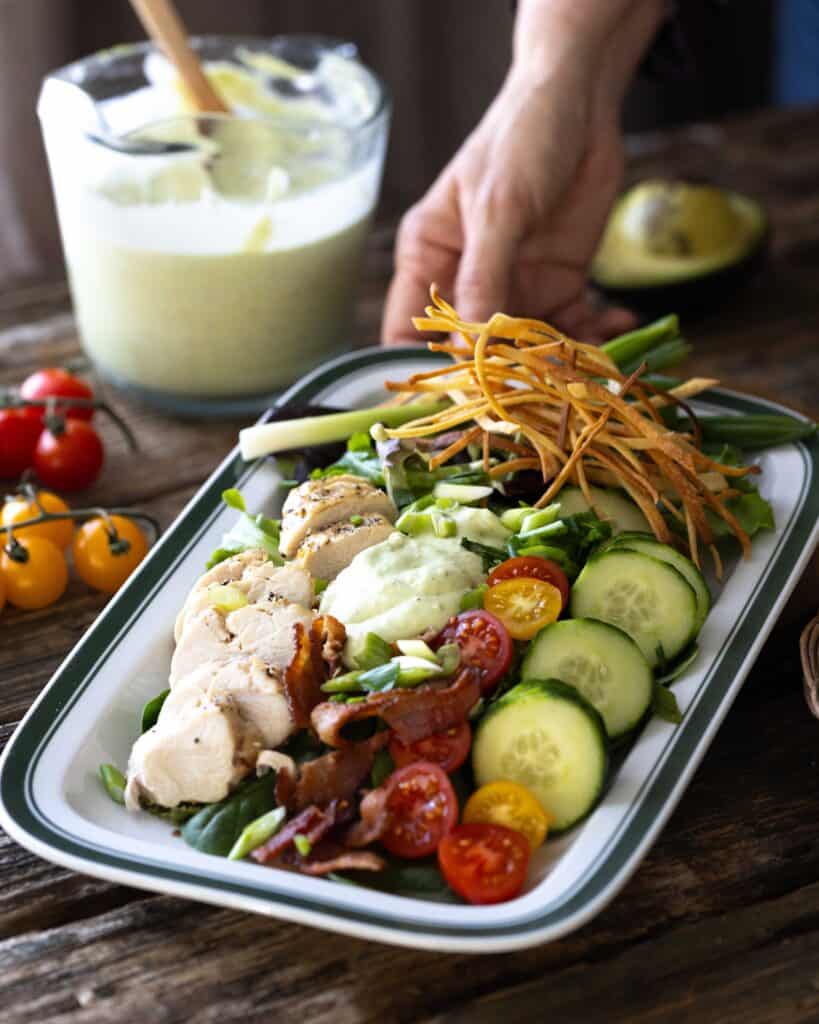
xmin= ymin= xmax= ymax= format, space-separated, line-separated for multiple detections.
xmin=592 ymin=181 xmax=768 ymax=314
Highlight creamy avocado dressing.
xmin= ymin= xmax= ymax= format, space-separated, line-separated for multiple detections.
xmin=319 ymin=532 xmax=485 ymax=662
xmin=403 ymin=504 xmax=511 ymax=548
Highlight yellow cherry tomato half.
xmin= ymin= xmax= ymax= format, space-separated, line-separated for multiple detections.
xmin=2 ymin=490 xmax=74 ymax=549
xmin=72 ymin=515 xmax=149 ymax=594
xmin=483 ymin=577 xmax=562 ymax=640
xmin=1 ymin=537 xmax=68 ymax=610
xmin=462 ymin=781 xmax=553 ymax=851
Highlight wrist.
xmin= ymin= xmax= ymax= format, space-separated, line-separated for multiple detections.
xmin=511 ymin=0 xmax=668 ymax=89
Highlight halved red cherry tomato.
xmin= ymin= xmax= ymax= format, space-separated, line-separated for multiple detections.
xmin=484 ymin=577 xmax=562 ymax=641
xmin=434 ymin=610 xmax=512 ymax=695
xmin=380 ymin=762 xmax=458 ymax=859
xmin=438 ymin=823 xmax=531 ymax=904
xmin=33 ymin=419 xmax=104 ymax=492
xmin=20 ymin=368 xmax=94 ymax=422
xmin=388 ymin=720 xmax=471 ymax=774
xmin=0 ymin=409 xmax=42 ymax=479
xmin=488 ymin=556 xmax=570 ymax=609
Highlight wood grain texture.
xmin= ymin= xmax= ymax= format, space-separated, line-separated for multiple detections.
xmin=0 ymin=104 xmax=818 ymax=1023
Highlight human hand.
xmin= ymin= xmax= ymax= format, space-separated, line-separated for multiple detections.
xmin=382 ymin=0 xmax=666 ymax=346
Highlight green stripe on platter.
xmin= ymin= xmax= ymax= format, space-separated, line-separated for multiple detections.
xmin=2 ymin=348 xmax=817 ymax=942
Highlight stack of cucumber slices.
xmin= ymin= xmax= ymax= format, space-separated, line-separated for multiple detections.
xmin=473 ymin=531 xmax=709 ymax=834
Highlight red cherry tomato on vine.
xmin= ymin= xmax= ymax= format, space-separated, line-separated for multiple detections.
xmin=72 ymin=515 xmax=148 ymax=593
xmin=488 ymin=556 xmax=570 ymax=609
xmin=20 ymin=368 xmax=94 ymax=423
xmin=33 ymin=420 xmax=104 ymax=492
xmin=388 ymin=720 xmax=471 ymax=774
xmin=0 ymin=409 xmax=42 ymax=479
xmin=379 ymin=762 xmax=458 ymax=859
xmin=438 ymin=823 xmax=531 ymax=904
xmin=434 ymin=610 xmax=513 ymax=695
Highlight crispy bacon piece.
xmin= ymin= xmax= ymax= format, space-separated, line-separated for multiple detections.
xmin=251 ymin=804 xmax=337 ymax=865
xmin=279 ymin=838 xmax=384 ymax=875
xmin=282 ymin=615 xmax=346 ymax=728
xmin=274 ymin=732 xmax=388 ymax=812
xmin=345 ymin=785 xmax=390 ymax=849
xmin=319 ymin=615 xmax=346 ymax=677
xmin=310 ymin=671 xmax=481 ymax=748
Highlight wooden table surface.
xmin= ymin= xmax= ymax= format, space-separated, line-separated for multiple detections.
xmin=1 ymin=104 xmax=818 ymax=1024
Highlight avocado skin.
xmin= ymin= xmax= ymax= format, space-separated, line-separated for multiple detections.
xmin=592 ymin=227 xmax=769 ymax=316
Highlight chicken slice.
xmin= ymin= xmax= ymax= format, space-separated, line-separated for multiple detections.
xmin=175 ymin=555 xmax=313 ymax=641
xmin=170 ymin=656 xmax=293 ymax=748
xmin=170 ymin=599 xmax=313 ymax=686
xmin=125 ymin=681 xmax=261 ymax=810
xmin=279 ymin=475 xmax=397 ymax=558
xmin=296 ymin=514 xmax=395 ymax=581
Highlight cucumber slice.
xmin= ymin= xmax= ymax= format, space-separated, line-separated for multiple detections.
xmin=557 ymin=486 xmax=650 ymax=534
xmin=570 ymin=550 xmax=698 ymax=667
xmin=607 ymin=533 xmax=711 ymax=633
xmin=521 ymin=619 xmax=653 ymax=738
xmin=472 ymin=679 xmax=608 ymax=833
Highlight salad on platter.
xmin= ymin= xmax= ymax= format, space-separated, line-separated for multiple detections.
xmin=100 ymin=288 xmax=814 ymax=906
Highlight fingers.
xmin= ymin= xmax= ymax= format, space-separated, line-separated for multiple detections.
xmin=549 ymin=294 xmax=638 ymax=345
xmin=381 ymin=203 xmax=460 ymax=346
xmin=454 ymin=201 xmax=525 ymax=324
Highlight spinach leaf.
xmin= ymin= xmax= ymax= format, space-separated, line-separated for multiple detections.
xmin=207 ymin=489 xmax=283 ymax=568
xmin=461 ymin=538 xmax=507 ymax=570
xmin=141 ymin=689 xmax=170 ymax=733
xmin=311 ymin=433 xmax=385 ymax=486
xmin=652 ymin=682 xmax=683 ymax=725
xmin=181 ymin=772 xmax=278 ymax=857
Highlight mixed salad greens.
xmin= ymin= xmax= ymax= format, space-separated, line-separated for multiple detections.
xmin=100 ymin=308 xmax=815 ymax=906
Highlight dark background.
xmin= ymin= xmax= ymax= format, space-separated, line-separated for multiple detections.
xmin=0 ymin=0 xmax=780 ymax=276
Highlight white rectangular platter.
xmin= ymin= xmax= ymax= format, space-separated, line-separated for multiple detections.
xmin=1 ymin=346 xmax=817 ymax=954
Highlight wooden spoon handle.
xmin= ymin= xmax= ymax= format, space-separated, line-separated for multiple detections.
xmin=129 ymin=0 xmax=229 ymax=114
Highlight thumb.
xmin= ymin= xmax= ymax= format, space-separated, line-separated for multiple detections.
xmin=454 ymin=200 xmax=525 ymax=324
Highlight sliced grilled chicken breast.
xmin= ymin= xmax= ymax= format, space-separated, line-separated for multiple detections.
xmin=125 ymin=682 xmax=261 ymax=810
xmin=174 ymin=657 xmax=293 ymax=749
xmin=170 ymin=599 xmax=313 ymax=686
xmin=296 ymin=514 xmax=395 ymax=581
xmin=175 ymin=554 xmax=313 ymax=641
xmin=279 ymin=475 xmax=397 ymax=558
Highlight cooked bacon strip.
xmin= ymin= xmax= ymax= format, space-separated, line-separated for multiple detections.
xmin=251 ymin=803 xmax=339 ymax=865
xmin=275 ymin=733 xmax=388 ymax=812
xmin=281 ymin=616 xmax=346 ymax=728
xmin=318 ymin=615 xmax=346 ymax=678
xmin=345 ymin=785 xmax=390 ymax=848
xmin=311 ymin=671 xmax=481 ymax=748
xmin=288 ymin=848 xmax=385 ymax=876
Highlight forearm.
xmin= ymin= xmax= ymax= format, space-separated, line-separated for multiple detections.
xmin=512 ymin=0 xmax=669 ymax=113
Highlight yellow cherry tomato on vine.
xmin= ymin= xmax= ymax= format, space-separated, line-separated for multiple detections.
xmin=1 ymin=536 xmax=68 ymax=610
xmin=2 ymin=490 xmax=74 ymax=549
xmin=462 ymin=781 xmax=553 ymax=851
xmin=72 ymin=515 xmax=148 ymax=594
